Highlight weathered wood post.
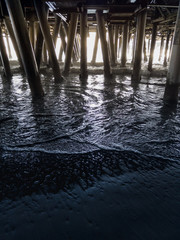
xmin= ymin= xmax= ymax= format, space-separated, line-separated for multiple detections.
xmin=4 ymin=17 xmax=24 ymax=69
xmin=63 ymin=13 xmax=78 ymax=76
xmin=163 ymin=30 xmax=171 ymax=67
xmin=80 ymin=9 xmax=88 ymax=80
xmin=29 ymin=19 xmax=35 ymax=49
xmin=52 ymin=15 xmax=61 ymax=47
xmin=114 ymin=25 xmax=119 ymax=61
xmin=91 ymin=28 xmax=99 ymax=65
xmin=5 ymin=0 xmax=44 ymax=97
xmin=0 ymin=23 xmax=12 ymax=78
xmin=42 ymin=43 xmax=48 ymax=64
xmin=164 ymin=2 xmax=180 ymax=104
xmin=148 ymin=23 xmax=157 ymax=71
xmin=96 ymin=10 xmax=112 ymax=78
xmin=59 ymin=23 xmax=67 ymax=57
xmin=6 ymin=34 xmax=12 ymax=59
xmin=34 ymin=0 xmax=63 ymax=81
xmin=143 ymin=37 xmax=148 ymax=62
xmin=59 ymin=46 xmax=63 ymax=62
xmin=121 ymin=22 xmax=129 ymax=67
xmin=131 ymin=9 xmax=147 ymax=81
xmin=108 ymin=24 xmax=116 ymax=66
xmin=118 ymin=26 xmax=122 ymax=59
xmin=158 ymin=35 xmax=164 ymax=61
xmin=35 ymin=23 xmax=44 ymax=69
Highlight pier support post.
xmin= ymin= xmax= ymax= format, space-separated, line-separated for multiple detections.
xmin=91 ymin=28 xmax=99 ymax=65
xmin=108 ymin=24 xmax=116 ymax=66
xmin=0 ymin=23 xmax=12 ymax=78
xmin=163 ymin=30 xmax=171 ymax=67
xmin=118 ymin=27 xmax=122 ymax=59
xmin=63 ymin=13 xmax=78 ymax=76
xmin=35 ymin=23 xmax=44 ymax=69
xmin=6 ymin=34 xmax=12 ymax=59
xmin=164 ymin=2 xmax=180 ymax=104
xmin=59 ymin=23 xmax=67 ymax=56
xmin=29 ymin=20 xmax=35 ymax=49
xmin=114 ymin=25 xmax=119 ymax=61
xmin=5 ymin=0 xmax=44 ymax=96
xmin=80 ymin=9 xmax=88 ymax=80
xmin=34 ymin=0 xmax=63 ymax=81
xmin=158 ymin=35 xmax=164 ymax=61
xmin=52 ymin=15 xmax=61 ymax=47
xmin=148 ymin=23 xmax=157 ymax=71
xmin=131 ymin=9 xmax=147 ymax=82
xmin=4 ymin=17 xmax=23 ymax=69
xmin=96 ymin=10 xmax=112 ymax=78
xmin=143 ymin=38 xmax=148 ymax=62
xmin=121 ymin=22 xmax=129 ymax=67
xmin=59 ymin=46 xmax=63 ymax=62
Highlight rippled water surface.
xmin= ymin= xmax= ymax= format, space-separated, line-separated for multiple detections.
xmin=1 ymin=72 xmax=180 ymax=158
xmin=0 ymin=71 xmax=180 ymax=199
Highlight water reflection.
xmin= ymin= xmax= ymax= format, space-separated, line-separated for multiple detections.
xmin=1 ymin=72 xmax=180 ymax=199
xmin=0 ymin=72 xmax=180 ymax=157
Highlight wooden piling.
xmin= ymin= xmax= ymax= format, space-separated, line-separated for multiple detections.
xmin=108 ymin=24 xmax=116 ymax=66
xmin=0 ymin=23 xmax=12 ymax=78
xmin=80 ymin=9 xmax=88 ymax=80
xmin=143 ymin=38 xmax=148 ymax=62
xmin=121 ymin=22 xmax=129 ymax=67
xmin=163 ymin=30 xmax=171 ymax=67
xmin=131 ymin=9 xmax=147 ymax=81
xmin=114 ymin=25 xmax=119 ymax=61
xmin=91 ymin=28 xmax=99 ymax=65
xmin=34 ymin=0 xmax=63 ymax=81
xmin=35 ymin=23 xmax=44 ymax=69
xmin=164 ymin=2 xmax=180 ymax=104
xmin=5 ymin=0 xmax=44 ymax=97
xmin=6 ymin=34 xmax=12 ymax=59
xmin=148 ymin=23 xmax=157 ymax=71
xmin=29 ymin=20 xmax=35 ymax=49
xmin=59 ymin=23 xmax=67 ymax=56
xmin=4 ymin=17 xmax=24 ymax=69
xmin=118 ymin=27 xmax=122 ymax=59
xmin=158 ymin=35 xmax=164 ymax=61
xmin=63 ymin=13 xmax=78 ymax=76
xmin=52 ymin=15 xmax=61 ymax=47
xmin=96 ymin=10 xmax=112 ymax=78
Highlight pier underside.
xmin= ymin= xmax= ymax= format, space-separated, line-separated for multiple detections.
xmin=0 ymin=1 xmax=180 ymax=240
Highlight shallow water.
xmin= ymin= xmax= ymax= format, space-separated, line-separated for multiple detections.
xmin=0 ymin=71 xmax=180 ymax=198
xmin=1 ymin=72 xmax=180 ymax=156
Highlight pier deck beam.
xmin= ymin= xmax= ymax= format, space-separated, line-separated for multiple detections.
xmin=131 ymin=9 xmax=147 ymax=82
xmin=121 ymin=22 xmax=129 ymax=67
xmin=5 ymin=0 xmax=44 ymax=97
xmin=0 ymin=24 xmax=12 ymax=78
xmin=164 ymin=2 xmax=180 ymax=104
xmin=91 ymin=28 xmax=99 ymax=65
xmin=34 ymin=0 xmax=63 ymax=82
xmin=80 ymin=9 xmax=88 ymax=81
xmin=63 ymin=13 xmax=78 ymax=76
xmin=148 ymin=23 xmax=157 ymax=72
xmin=96 ymin=10 xmax=112 ymax=78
